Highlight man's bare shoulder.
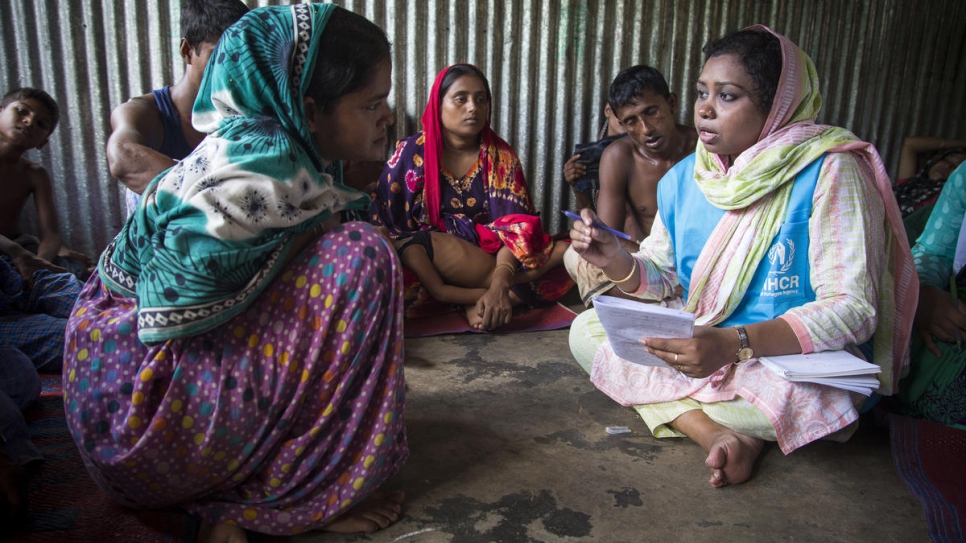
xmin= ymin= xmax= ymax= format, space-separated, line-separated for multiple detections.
xmin=111 ymin=93 xmax=162 ymax=129
xmin=600 ymin=135 xmax=636 ymax=165
xmin=598 ymin=136 xmax=637 ymax=187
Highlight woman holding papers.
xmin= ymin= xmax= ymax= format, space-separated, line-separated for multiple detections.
xmin=568 ymin=26 xmax=917 ymax=488
xmin=890 ymin=161 xmax=966 ymax=430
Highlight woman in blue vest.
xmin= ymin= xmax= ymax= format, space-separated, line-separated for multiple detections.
xmin=568 ymin=26 xmax=917 ymax=488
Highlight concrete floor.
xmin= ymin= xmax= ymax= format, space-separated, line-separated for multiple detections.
xmin=258 ymin=323 xmax=930 ymax=543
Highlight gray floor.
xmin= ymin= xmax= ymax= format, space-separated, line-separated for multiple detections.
xmin=262 ymin=322 xmax=929 ymax=543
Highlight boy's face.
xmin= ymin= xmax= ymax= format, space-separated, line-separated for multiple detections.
xmin=614 ymin=89 xmax=678 ymax=158
xmin=0 ymin=98 xmax=55 ymax=149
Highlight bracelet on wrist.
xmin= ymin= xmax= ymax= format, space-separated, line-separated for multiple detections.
xmin=495 ymin=261 xmax=516 ymax=277
xmin=606 ymin=257 xmax=638 ymax=284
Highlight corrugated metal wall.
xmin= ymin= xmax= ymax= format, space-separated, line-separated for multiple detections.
xmin=3 ymin=0 xmax=964 ymax=257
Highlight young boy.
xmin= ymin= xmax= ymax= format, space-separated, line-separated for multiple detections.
xmin=0 ymin=87 xmax=84 ymax=527
xmin=0 ymin=88 xmax=90 ymax=276
xmin=108 ymin=0 xmax=249 ymax=214
xmin=564 ymin=65 xmax=697 ymax=305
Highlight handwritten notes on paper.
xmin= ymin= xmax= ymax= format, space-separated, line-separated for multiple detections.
xmin=593 ymin=295 xmax=695 ymax=367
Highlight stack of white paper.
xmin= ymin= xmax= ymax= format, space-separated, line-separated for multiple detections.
xmin=758 ymin=350 xmax=881 ymax=395
xmin=593 ymin=295 xmax=695 ymax=366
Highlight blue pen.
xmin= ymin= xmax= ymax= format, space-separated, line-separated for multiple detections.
xmin=561 ymin=210 xmax=632 ymax=241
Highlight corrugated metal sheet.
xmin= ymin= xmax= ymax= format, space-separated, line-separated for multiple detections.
xmin=3 ymin=0 xmax=964 ymax=256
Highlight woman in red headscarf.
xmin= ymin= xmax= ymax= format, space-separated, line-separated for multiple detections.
xmin=370 ymin=64 xmax=571 ymax=330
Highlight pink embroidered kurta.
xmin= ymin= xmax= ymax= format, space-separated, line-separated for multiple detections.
xmin=587 ymin=25 xmax=916 ymax=455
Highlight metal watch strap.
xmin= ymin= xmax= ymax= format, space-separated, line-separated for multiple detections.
xmin=734 ymin=325 xmax=753 ymax=363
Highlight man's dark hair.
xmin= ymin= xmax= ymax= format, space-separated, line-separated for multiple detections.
xmin=702 ymin=29 xmax=783 ymax=115
xmin=1 ymin=87 xmax=60 ymax=134
xmin=607 ymin=65 xmax=671 ymax=113
xmin=181 ymin=0 xmax=250 ymax=51
xmin=306 ymin=7 xmax=392 ymax=113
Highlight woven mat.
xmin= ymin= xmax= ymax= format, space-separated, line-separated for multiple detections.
xmin=890 ymin=414 xmax=966 ymax=542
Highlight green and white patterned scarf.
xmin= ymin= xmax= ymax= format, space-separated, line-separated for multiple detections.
xmin=100 ymin=4 xmax=368 ymax=344
xmin=685 ymin=25 xmax=917 ymax=393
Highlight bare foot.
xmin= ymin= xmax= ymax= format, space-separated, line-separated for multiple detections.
xmin=323 ymin=490 xmax=405 ymax=533
xmin=463 ymin=304 xmax=484 ymax=330
xmin=196 ymin=522 xmax=248 ymax=543
xmin=704 ymin=429 xmax=764 ymax=488
xmin=670 ymin=409 xmax=765 ymax=489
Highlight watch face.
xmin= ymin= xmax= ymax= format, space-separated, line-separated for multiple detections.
xmin=737 ymin=347 xmax=754 ymax=361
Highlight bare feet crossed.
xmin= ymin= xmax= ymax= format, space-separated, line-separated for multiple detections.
xmin=704 ymin=428 xmax=764 ymax=488
xmin=672 ymin=409 xmax=765 ymax=488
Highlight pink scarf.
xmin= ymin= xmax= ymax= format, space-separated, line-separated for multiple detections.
xmin=688 ymin=25 xmax=917 ymax=392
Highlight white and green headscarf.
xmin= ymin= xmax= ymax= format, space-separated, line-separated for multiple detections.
xmin=684 ymin=25 xmax=917 ymax=393
xmin=100 ymin=4 xmax=368 ymax=344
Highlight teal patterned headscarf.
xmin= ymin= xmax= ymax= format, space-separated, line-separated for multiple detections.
xmin=99 ymin=4 xmax=370 ymax=344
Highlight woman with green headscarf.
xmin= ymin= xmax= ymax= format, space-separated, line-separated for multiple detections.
xmin=64 ymin=5 xmax=407 ymax=540
xmin=568 ymin=27 xmax=917 ymax=489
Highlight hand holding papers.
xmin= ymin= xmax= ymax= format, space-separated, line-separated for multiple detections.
xmin=593 ymin=295 xmax=695 ymax=367
xmin=595 ymin=294 xmax=880 ymax=394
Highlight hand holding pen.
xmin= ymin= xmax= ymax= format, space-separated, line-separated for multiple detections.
xmin=564 ymin=208 xmax=630 ymax=273
xmin=561 ymin=210 xmax=631 ymax=240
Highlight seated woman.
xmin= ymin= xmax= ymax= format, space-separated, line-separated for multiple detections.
xmin=369 ymin=64 xmax=571 ymax=330
xmin=889 ymin=161 xmax=966 ymax=429
xmin=64 ymin=6 xmax=407 ymax=542
xmin=568 ymin=26 xmax=917 ymax=488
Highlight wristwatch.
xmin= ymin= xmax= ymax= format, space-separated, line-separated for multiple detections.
xmin=734 ymin=325 xmax=753 ymax=363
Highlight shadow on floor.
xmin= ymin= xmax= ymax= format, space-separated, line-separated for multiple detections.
xmin=260 ymin=329 xmax=928 ymax=543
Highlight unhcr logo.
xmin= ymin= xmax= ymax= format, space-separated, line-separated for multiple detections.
xmin=767 ymin=238 xmax=795 ymax=275
xmin=763 ymin=238 xmax=800 ymax=296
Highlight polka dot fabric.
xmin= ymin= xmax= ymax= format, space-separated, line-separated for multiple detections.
xmin=63 ymin=222 xmax=408 ymax=535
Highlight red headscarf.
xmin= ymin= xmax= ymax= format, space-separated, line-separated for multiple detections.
xmin=420 ymin=64 xmax=495 ymax=231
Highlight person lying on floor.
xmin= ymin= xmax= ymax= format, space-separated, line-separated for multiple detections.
xmin=568 ymin=25 xmax=916 ymax=488
xmin=64 ymin=6 xmax=408 ymax=542
xmin=563 ymin=65 xmax=696 ymax=306
xmin=369 ymin=63 xmax=572 ymax=330
xmin=887 ymin=161 xmax=966 ymax=430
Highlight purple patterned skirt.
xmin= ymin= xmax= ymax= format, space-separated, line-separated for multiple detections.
xmin=63 ymin=222 xmax=408 ymax=535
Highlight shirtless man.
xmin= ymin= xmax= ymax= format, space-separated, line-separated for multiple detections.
xmin=564 ymin=65 xmax=697 ymax=305
xmin=107 ymin=0 xmax=248 ymax=214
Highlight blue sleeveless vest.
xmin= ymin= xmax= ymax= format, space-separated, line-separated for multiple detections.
xmin=151 ymin=86 xmax=193 ymax=161
xmin=658 ymin=153 xmax=825 ymax=327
